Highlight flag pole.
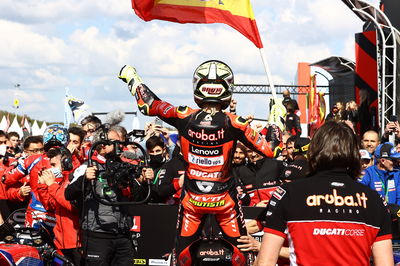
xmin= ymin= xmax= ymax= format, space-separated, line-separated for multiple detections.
xmin=259 ymin=48 xmax=277 ymax=101
xmin=64 ymin=87 xmax=70 ymax=126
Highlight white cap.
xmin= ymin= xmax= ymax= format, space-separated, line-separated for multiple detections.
xmin=360 ymin=149 xmax=371 ymax=160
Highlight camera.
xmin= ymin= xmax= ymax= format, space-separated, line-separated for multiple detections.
xmin=102 ymin=155 xmax=143 ymax=188
xmin=390 ymin=115 xmax=398 ymax=123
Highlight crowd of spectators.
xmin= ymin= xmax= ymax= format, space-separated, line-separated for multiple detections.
xmin=0 ymin=92 xmax=398 ymax=265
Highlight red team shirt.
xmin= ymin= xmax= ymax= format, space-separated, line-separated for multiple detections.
xmin=264 ymin=169 xmax=392 ymax=266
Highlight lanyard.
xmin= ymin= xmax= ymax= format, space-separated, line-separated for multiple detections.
xmin=374 ymin=169 xmax=390 ymax=203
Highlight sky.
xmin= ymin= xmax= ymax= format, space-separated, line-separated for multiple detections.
xmin=0 ymin=0 xmax=380 ymax=129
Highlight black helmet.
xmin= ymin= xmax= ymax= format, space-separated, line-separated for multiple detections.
xmin=193 ymin=60 xmax=234 ymax=109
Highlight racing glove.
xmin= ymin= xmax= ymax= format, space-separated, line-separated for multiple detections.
xmin=118 ymin=65 xmax=143 ymax=96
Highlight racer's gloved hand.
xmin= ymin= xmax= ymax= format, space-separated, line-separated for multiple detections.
xmin=118 ymin=65 xmax=143 ymax=96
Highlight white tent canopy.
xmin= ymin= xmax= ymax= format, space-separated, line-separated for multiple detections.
xmin=8 ymin=117 xmax=23 ymax=138
xmin=31 ymin=121 xmax=41 ymax=136
xmin=0 ymin=116 xmax=7 ymax=131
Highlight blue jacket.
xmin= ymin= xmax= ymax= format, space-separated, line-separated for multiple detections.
xmin=359 ymin=165 xmax=400 ymax=205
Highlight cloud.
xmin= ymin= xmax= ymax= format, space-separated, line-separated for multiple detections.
xmin=0 ymin=0 xmax=131 ymax=24
xmin=0 ymin=0 xmax=373 ymax=123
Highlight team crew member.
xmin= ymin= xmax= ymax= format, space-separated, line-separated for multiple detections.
xmin=254 ymin=121 xmax=393 ymax=266
xmin=119 ymin=60 xmax=280 ymax=265
xmin=3 ymin=125 xmax=70 ymax=230
xmin=236 ymin=146 xmax=283 ymax=207
xmin=37 ymin=148 xmax=81 ymax=265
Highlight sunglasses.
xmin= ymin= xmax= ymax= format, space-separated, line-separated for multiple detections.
xmin=361 ymin=159 xmax=371 ymax=164
xmin=27 ymin=148 xmax=44 ymax=153
xmin=86 ymin=129 xmax=96 ymax=134
xmin=0 ymin=141 xmax=7 ymax=145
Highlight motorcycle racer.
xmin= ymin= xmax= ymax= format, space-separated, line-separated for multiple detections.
xmin=119 ymin=60 xmax=281 ymax=265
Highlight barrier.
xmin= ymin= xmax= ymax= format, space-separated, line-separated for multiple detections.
xmin=127 ymin=204 xmax=264 ymax=264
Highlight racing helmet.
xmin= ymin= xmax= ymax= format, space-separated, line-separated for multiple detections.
xmin=193 ymin=60 xmax=234 ymax=109
xmin=43 ymin=124 xmax=69 ymax=151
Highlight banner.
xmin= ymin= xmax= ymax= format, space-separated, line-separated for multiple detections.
xmin=132 ymin=0 xmax=263 ymax=48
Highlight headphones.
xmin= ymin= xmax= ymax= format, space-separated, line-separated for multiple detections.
xmin=60 ymin=147 xmax=73 ymax=171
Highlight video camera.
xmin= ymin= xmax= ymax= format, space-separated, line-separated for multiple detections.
xmin=102 ymin=153 xmax=143 ymax=188
xmin=88 ymin=126 xmax=151 ymax=206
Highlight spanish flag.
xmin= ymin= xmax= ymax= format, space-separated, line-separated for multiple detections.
xmin=132 ymin=0 xmax=263 ymax=48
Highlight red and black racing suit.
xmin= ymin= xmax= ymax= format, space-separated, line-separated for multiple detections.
xmin=131 ymin=84 xmax=278 ymax=265
xmin=263 ymin=169 xmax=392 ymax=265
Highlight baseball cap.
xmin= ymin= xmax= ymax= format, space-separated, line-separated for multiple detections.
xmin=375 ymin=142 xmax=400 ymax=159
xmin=293 ymin=137 xmax=311 ymax=155
xmin=359 ymin=149 xmax=371 ymax=160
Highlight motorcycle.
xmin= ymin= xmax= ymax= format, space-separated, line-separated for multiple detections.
xmin=0 ymin=209 xmax=74 ymax=266
xmin=173 ymin=214 xmax=253 ymax=266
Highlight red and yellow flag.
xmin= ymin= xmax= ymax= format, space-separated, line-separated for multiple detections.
xmin=308 ymin=75 xmax=326 ymax=136
xmin=132 ymin=0 xmax=263 ymax=48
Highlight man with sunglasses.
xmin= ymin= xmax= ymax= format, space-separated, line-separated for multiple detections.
xmin=360 ymin=149 xmax=373 ymax=172
xmin=80 ymin=115 xmax=102 ymax=160
xmin=359 ymin=142 xmax=400 ymax=205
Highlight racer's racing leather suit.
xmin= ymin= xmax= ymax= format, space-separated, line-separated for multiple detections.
xmin=132 ymin=83 xmax=278 ymax=265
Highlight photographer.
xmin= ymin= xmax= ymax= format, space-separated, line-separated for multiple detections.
xmin=381 ymin=117 xmax=400 ymax=143
xmin=65 ymin=127 xmax=143 ymax=265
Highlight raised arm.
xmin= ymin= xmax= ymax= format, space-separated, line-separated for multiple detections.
xmin=226 ymin=113 xmax=280 ymax=158
xmin=118 ymin=65 xmax=196 ymax=127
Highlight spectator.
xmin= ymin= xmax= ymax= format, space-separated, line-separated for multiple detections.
xmin=67 ymin=126 xmax=86 ymax=169
xmin=279 ymin=137 xmax=310 ymax=184
xmin=362 ymin=130 xmax=380 ymax=155
xmin=0 ymin=131 xmax=7 ymax=146
xmin=229 ymin=98 xmax=237 ymax=114
xmin=255 ymin=121 xmax=393 ymax=266
xmin=359 ymin=142 xmax=400 ymax=205
xmin=360 ymin=149 xmax=373 ymax=172
xmin=232 ymin=142 xmax=250 ymax=206
xmin=22 ymin=136 xmax=44 ymax=156
xmin=80 ymin=115 xmax=102 ymax=141
xmin=236 ymin=146 xmax=283 ymax=207
xmin=284 ymin=135 xmax=297 ymax=163
xmin=282 ymin=90 xmax=299 ymax=112
xmin=336 ymin=101 xmax=346 ymax=120
xmin=274 ymin=131 xmax=292 ymax=161
xmin=397 ymin=140 xmax=400 ymax=153
xmin=0 ymin=151 xmax=31 ymax=220
xmin=284 ymin=102 xmax=301 ymax=137
xmin=145 ymin=135 xmax=168 ymax=202
xmin=293 ymin=137 xmax=309 ymax=158
xmin=345 ymin=100 xmax=358 ymax=126
xmin=0 ymin=136 xmax=43 ymax=218
xmin=7 ymin=132 xmax=21 ymax=155
xmin=381 ymin=119 xmax=400 ymax=143
xmin=325 ymin=104 xmax=339 ymax=122
xmin=233 ymin=142 xmax=248 ymax=166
